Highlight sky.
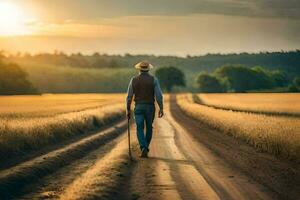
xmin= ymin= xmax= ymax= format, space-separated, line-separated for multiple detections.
xmin=0 ymin=0 xmax=299 ymax=56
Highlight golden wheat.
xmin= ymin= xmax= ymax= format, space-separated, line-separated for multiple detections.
xmin=0 ymin=94 xmax=125 ymax=157
xmin=0 ymin=94 xmax=124 ymax=118
xmin=197 ymin=93 xmax=300 ymax=116
xmin=177 ymin=94 xmax=300 ymax=161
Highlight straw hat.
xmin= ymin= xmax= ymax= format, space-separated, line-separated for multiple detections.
xmin=134 ymin=61 xmax=154 ymax=71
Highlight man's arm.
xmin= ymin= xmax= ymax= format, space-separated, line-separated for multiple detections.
xmin=154 ymin=78 xmax=164 ymax=117
xmin=126 ymin=78 xmax=134 ymax=118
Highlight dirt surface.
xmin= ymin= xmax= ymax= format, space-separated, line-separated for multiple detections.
xmin=1 ymin=95 xmax=299 ymax=200
xmin=123 ymin=95 xmax=300 ymax=200
xmin=19 ymin=133 xmax=127 ymax=199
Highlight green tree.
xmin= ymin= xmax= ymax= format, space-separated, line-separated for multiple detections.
xmin=251 ymin=66 xmax=274 ymax=88
xmin=215 ymin=65 xmax=274 ymax=92
xmin=155 ymin=66 xmax=185 ymax=92
xmin=294 ymin=76 xmax=300 ymax=88
xmin=288 ymin=84 xmax=299 ymax=92
xmin=196 ymin=72 xmax=225 ymax=93
xmin=269 ymin=70 xmax=289 ymax=87
xmin=0 ymin=61 xmax=37 ymax=95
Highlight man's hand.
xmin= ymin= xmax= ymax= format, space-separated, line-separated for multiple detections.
xmin=158 ymin=110 xmax=164 ymax=118
xmin=127 ymin=110 xmax=131 ymax=119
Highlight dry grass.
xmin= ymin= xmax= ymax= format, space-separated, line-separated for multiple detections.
xmin=0 ymin=94 xmax=124 ymax=118
xmin=177 ymin=94 xmax=300 ymax=162
xmin=0 ymin=94 xmax=125 ymax=158
xmin=197 ymin=93 xmax=300 ymax=117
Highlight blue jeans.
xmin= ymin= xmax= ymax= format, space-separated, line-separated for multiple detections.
xmin=134 ymin=103 xmax=155 ymax=150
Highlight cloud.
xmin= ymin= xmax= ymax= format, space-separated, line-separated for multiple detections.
xmin=4 ymin=0 xmax=299 ymax=55
xmin=26 ymin=21 xmax=122 ymax=38
xmin=15 ymin=0 xmax=300 ymax=21
xmin=2 ymin=14 xmax=300 ymax=55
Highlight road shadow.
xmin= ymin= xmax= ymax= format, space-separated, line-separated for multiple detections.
xmin=146 ymin=156 xmax=192 ymax=165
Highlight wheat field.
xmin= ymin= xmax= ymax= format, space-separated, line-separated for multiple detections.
xmin=197 ymin=93 xmax=300 ymax=116
xmin=0 ymin=94 xmax=125 ymax=159
xmin=177 ymin=94 xmax=300 ymax=161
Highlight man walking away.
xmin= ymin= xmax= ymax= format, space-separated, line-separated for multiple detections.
xmin=126 ymin=61 xmax=164 ymax=158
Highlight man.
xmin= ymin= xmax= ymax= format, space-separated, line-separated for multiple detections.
xmin=126 ymin=61 xmax=164 ymax=158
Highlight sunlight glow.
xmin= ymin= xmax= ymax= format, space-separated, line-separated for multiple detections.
xmin=0 ymin=2 xmax=31 ymax=36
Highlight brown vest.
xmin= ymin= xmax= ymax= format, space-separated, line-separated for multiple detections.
xmin=132 ymin=72 xmax=155 ymax=104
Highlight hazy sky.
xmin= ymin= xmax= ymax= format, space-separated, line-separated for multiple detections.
xmin=0 ymin=0 xmax=299 ymax=55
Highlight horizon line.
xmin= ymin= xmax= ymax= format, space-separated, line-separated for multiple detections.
xmin=2 ymin=49 xmax=300 ymax=58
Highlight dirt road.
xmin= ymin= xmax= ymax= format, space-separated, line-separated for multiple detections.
xmin=127 ymin=104 xmax=270 ymax=200
xmin=1 ymin=95 xmax=299 ymax=200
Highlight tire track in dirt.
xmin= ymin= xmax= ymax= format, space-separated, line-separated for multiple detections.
xmin=19 ymin=133 xmax=128 ymax=199
xmin=58 ymin=134 xmax=130 ymax=200
xmin=0 ymin=120 xmax=127 ymax=199
xmin=166 ymin=105 xmax=273 ymax=200
xmin=126 ymin=112 xmax=221 ymax=200
xmin=125 ymin=97 xmax=278 ymax=200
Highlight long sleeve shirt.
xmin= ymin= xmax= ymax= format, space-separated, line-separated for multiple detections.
xmin=126 ymin=76 xmax=163 ymax=111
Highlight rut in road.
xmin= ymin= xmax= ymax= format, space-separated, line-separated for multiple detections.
xmin=20 ymin=134 xmax=127 ymax=199
xmin=0 ymin=120 xmax=130 ymax=199
xmin=126 ymin=101 xmax=277 ymax=200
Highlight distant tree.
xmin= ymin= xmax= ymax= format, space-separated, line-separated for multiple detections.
xmin=289 ymin=76 xmax=300 ymax=93
xmin=92 ymin=52 xmax=100 ymax=57
xmin=269 ymin=70 xmax=289 ymax=87
xmin=125 ymin=53 xmax=132 ymax=58
xmin=0 ymin=61 xmax=37 ymax=95
xmin=108 ymin=59 xmax=119 ymax=68
xmin=186 ymin=54 xmax=192 ymax=59
xmin=155 ymin=66 xmax=185 ymax=92
xmin=0 ymin=51 xmax=5 ymax=59
xmin=91 ymin=58 xmax=109 ymax=68
xmin=251 ymin=66 xmax=274 ymax=87
xmin=288 ymin=84 xmax=299 ymax=92
xmin=294 ymin=76 xmax=300 ymax=88
xmin=215 ymin=65 xmax=274 ymax=92
xmin=196 ymin=72 xmax=225 ymax=93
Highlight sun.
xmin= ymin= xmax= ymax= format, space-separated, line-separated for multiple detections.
xmin=0 ymin=2 xmax=30 ymax=36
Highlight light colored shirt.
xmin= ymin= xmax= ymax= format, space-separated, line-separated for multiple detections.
xmin=126 ymin=74 xmax=163 ymax=111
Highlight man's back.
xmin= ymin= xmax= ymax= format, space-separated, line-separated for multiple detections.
xmin=132 ymin=72 xmax=155 ymax=104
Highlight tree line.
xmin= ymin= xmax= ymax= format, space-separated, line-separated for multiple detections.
xmin=1 ymin=50 xmax=300 ymax=94
xmin=195 ymin=65 xmax=299 ymax=93
xmin=155 ymin=65 xmax=300 ymax=93
xmin=5 ymin=50 xmax=300 ymax=78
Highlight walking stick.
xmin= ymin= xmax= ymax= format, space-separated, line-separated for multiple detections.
xmin=127 ymin=117 xmax=132 ymax=160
